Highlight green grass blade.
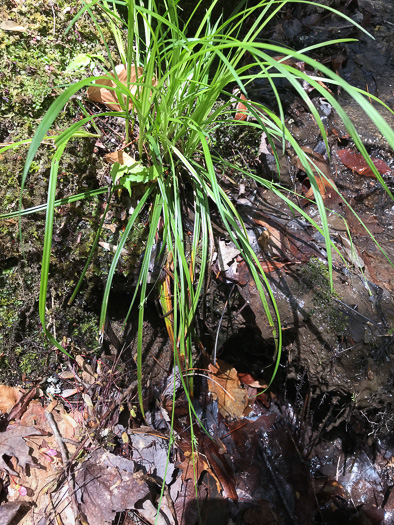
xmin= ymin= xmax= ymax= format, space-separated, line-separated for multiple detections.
xmin=38 ymin=143 xmax=72 ymax=358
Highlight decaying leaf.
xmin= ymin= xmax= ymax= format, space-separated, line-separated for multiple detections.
xmin=303 ymin=175 xmax=338 ymax=203
xmin=238 ymin=372 xmax=268 ymax=389
xmin=0 ymin=502 xmax=31 ymax=525
xmin=0 ymin=385 xmax=22 ymax=414
xmin=260 ymin=260 xmax=296 ymax=273
xmin=104 ymin=150 xmax=134 ymax=165
xmin=253 ymin=218 xmax=282 ymax=254
xmin=0 ymin=425 xmax=44 ymax=475
xmin=7 ymin=387 xmax=39 ymax=422
xmin=208 ymin=360 xmax=248 ymax=419
xmin=130 ymin=431 xmax=175 ymax=484
xmin=178 ymin=451 xmax=210 ymax=483
xmin=170 ymin=474 xmax=207 ymax=525
xmin=87 ymin=64 xmax=144 ymax=111
xmin=258 ymin=132 xmax=270 ymax=156
xmin=58 ymin=371 xmax=75 ymax=380
xmin=76 ymin=355 xmax=95 ymax=385
xmin=140 ymin=500 xmax=174 ymax=525
xmin=20 ymin=400 xmax=80 ymax=442
xmin=337 ymin=148 xmax=391 ymax=178
xmin=235 ymin=93 xmax=248 ymax=121
xmin=60 ymin=388 xmax=78 ymax=398
xmin=215 ymin=240 xmax=241 ymax=271
xmin=295 ymin=146 xmax=339 ymax=204
xmin=75 ymin=449 xmax=151 ymax=524
xmin=361 ymin=242 xmax=394 ymax=291
xmin=0 ymin=20 xmax=27 ymax=32
xmin=98 ymin=241 xmax=131 ymax=255
xmin=339 ymin=234 xmax=364 ymax=270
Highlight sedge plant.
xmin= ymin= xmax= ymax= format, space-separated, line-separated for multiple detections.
xmin=1 ymin=0 xmax=394 ymax=421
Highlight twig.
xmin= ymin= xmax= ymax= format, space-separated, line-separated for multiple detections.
xmin=51 ymin=3 xmax=56 ymax=36
xmin=213 ymin=284 xmax=235 ymax=365
xmin=67 ymin=379 xmax=138 ymax=469
xmin=45 ymin=410 xmax=80 ymax=525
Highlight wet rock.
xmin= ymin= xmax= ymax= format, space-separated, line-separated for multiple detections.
xmin=331 ymin=102 xmax=394 ymax=149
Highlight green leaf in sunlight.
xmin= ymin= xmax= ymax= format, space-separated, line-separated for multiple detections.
xmin=111 ymin=161 xmax=158 ymax=195
xmin=66 ymin=53 xmax=93 ymax=71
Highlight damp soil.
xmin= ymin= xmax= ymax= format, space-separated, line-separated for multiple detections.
xmin=0 ymin=1 xmax=394 ymax=524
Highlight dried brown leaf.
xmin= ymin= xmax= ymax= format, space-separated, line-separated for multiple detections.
xmin=0 ymin=385 xmax=22 ymax=414
xmin=0 ymin=20 xmax=27 ymax=32
xmin=104 ymin=150 xmax=134 ymax=165
xmin=178 ymin=451 xmax=210 ymax=483
xmin=208 ymin=360 xmax=248 ymax=419
xmin=58 ymin=370 xmax=75 ymax=380
xmin=258 ymin=132 xmax=270 ymax=156
xmin=295 ymin=146 xmax=340 ymax=205
xmin=75 ymin=449 xmax=150 ymax=524
xmin=238 ymin=372 xmax=268 ymax=389
xmin=76 ymin=355 xmax=95 ymax=385
xmin=87 ymin=64 xmax=144 ymax=112
xmin=235 ymin=93 xmax=248 ymax=121
xmin=0 ymin=502 xmax=31 ymax=525
xmin=7 ymin=387 xmax=39 ymax=422
xmin=0 ymin=425 xmax=44 ymax=475
xmin=253 ymin=218 xmax=282 ymax=253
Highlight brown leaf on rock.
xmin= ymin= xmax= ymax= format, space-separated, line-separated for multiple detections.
xmin=295 ymin=146 xmax=340 ymax=205
xmin=0 ymin=425 xmax=44 ymax=475
xmin=303 ymin=175 xmax=338 ymax=204
xmin=178 ymin=451 xmax=210 ymax=483
xmin=281 ymin=223 xmax=320 ymax=263
xmin=229 ymin=259 xmax=251 ymax=285
xmin=345 ymin=210 xmax=384 ymax=236
xmin=208 ymin=360 xmax=248 ymax=419
xmin=87 ymin=64 xmax=144 ymax=112
xmin=357 ymin=240 xmax=394 ymax=291
xmin=337 ymin=148 xmax=391 ymax=178
xmin=253 ymin=212 xmax=317 ymax=266
xmin=253 ymin=218 xmax=282 ymax=254
xmin=260 ymin=260 xmax=296 ymax=273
